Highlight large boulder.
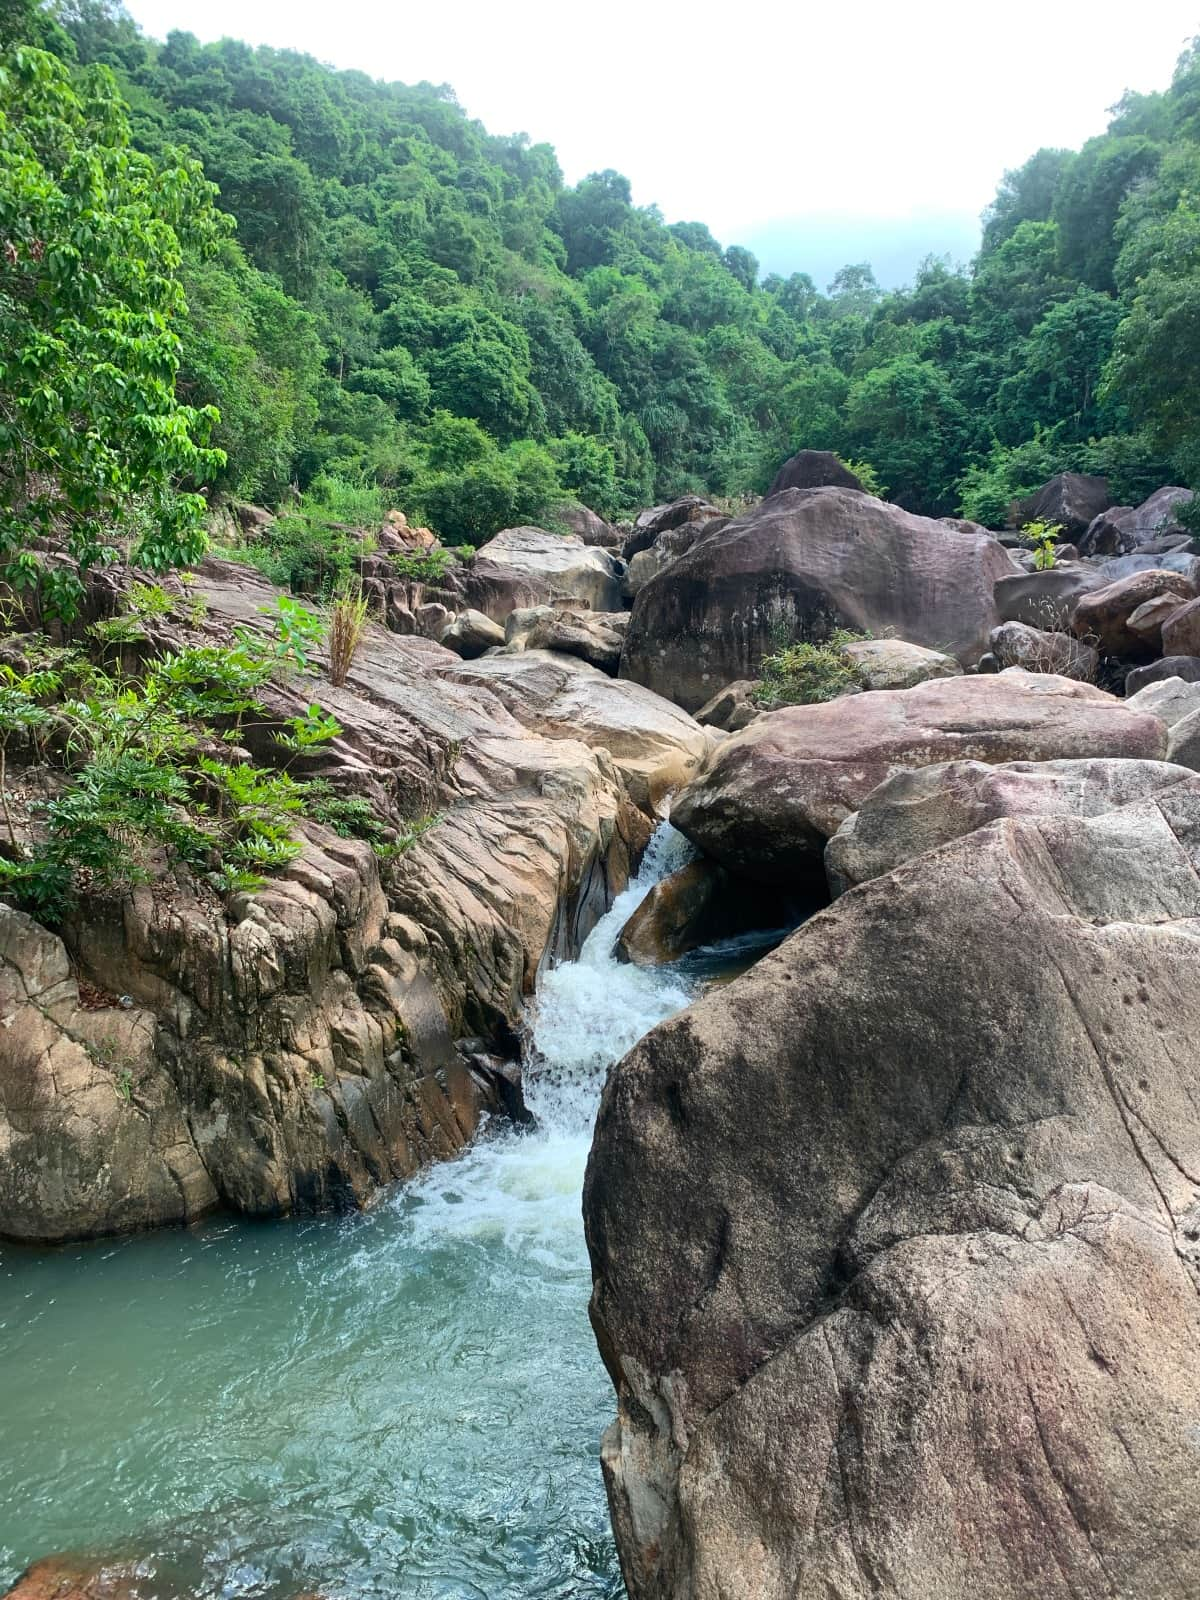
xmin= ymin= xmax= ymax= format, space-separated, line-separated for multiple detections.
xmin=614 ymin=858 xmax=788 ymax=967
xmin=523 ymin=608 xmax=628 ymax=674
xmin=1081 ymin=487 xmax=1194 ymax=557
xmin=1128 ymin=681 xmax=1200 ymax=771
xmin=621 ymin=488 xmax=1015 ymax=712
xmin=826 ymin=756 xmax=1195 ymax=892
xmin=1097 ymin=551 xmax=1200 ymax=585
xmin=439 ymin=607 xmax=505 ymax=658
xmin=671 ymin=671 xmax=1166 ymax=887
xmin=1162 ymin=596 xmax=1200 ymax=658
xmin=1013 ymin=471 xmax=1111 ymax=536
xmin=1126 ymin=676 xmax=1200 ymax=728
xmin=471 ymin=526 xmax=623 ymax=614
xmin=1125 ymin=591 xmax=1187 ymax=646
xmin=693 ymin=679 xmax=760 ymax=733
xmin=1072 ymin=568 xmax=1196 ymax=656
xmin=765 ymin=449 xmax=862 ymax=497
xmin=585 ymin=797 xmax=1200 ymax=1600
xmin=988 ymin=620 xmax=1098 ymax=680
xmin=623 ymin=496 xmax=722 ymax=561
xmin=441 ymin=649 xmax=709 ymax=813
xmin=841 ymin=637 xmax=962 ymax=690
xmin=993 ymin=566 xmax=1104 ymax=629
xmin=623 ymin=518 xmax=726 ymax=601
xmin=553 ymin=500 xmax=621 ymax=548
xmin=1126 ymin=655 xmax=1200 ymax=694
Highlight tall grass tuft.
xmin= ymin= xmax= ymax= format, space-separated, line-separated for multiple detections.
xmin=327 ymin=584 xmax=372 ymax=688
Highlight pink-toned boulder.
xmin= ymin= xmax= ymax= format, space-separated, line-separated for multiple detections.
xmin=1071 ymin=568 xmax=1196 ymax=656
xmin=622 ymin=487 xmax=1016 ymax=711
xmin=671 ymin=670 xmax=1167 ymax=886
xmin=1162 ymin=596 xmax=1200 ymax=659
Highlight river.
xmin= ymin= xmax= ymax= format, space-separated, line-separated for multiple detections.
xmin=0 ymin=826 xmax=715 ymax=1599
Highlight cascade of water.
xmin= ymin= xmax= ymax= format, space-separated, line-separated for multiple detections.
xmin=0 ymin=824 xmax=700 ymax=1599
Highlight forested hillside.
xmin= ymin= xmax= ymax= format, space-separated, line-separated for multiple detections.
xmin=6 ymin=0 xmax=1200 ymax=545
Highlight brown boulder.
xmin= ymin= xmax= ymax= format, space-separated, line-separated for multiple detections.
xmin=1072 ymin=568 xmax=1196 ymax=656
xmin=523 ymin=608 xmax=628 ymax=674
xmin=993 ymin=566 xmax=1104 ymax=629
xmin=670 ymin=671 xmax=1166 ymax=887
xmin=1126 ymin=655 xmax=1200 ymax=694
xmin=1013 ymin=471 xmax=1111 ymax=536
xmin=621 ymin=487 xmax=1015 ymax=712
xmin=693 ymin=679 xmax=760 ymax=733
xmin=623 ymin=518 xmax=726 ymax=601
xmin=765 ymin=449 xmax=862 ymax=497
xmin=615 ymin=859 xmax=728 ymax=965
xmin=988 ymin=620 xmax=1098 ymax=680
xmin=553 ymin=500 xmax=621 ymax=548
xmin=1080 ymin=487 xmax=1194 ymax=557
xmin=1126 ymin=592 xmax=1187 ymax=644
xmin=1162 ymin=596 xmax=1200 ymax=658
xmin=586 ymin=796 xmax=1200 ymax=1600
xmin=624 ymin=496 xmax=722 ymax=560
xmin=826 ymin=756 xmax=1195 ymax=892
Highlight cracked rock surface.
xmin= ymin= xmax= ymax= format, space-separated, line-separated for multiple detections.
xmin=0 ymin=563 xmax=666 ymax=1242
xmin=584 ymin=795 xmax=1200 ymax=1599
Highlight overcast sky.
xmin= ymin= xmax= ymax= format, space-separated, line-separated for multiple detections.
xmin=123 ymin=0 xmax=1200 ymax=288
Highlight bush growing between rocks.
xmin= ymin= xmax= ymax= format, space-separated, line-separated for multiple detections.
xmin=1023 ymin=519 xmax=1064 ymax=569
xmin=326 ymin=585 xmax=372 ymax=688
xmin=388 ymin=549 xmax=454 ymax=583
xmin=0 ymin=616 xmax=392 ymax=921
xmin=751 ymin=629 xmax=869 ymax=708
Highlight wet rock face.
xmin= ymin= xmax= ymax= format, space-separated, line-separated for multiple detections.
xmin=585 ymin=795 xmax=1200 ymax=1600
xmin=614 ymin=858 xmax=800 ymax=967
xmin=620 ymin=487 xmax=1015 ymax=711
xmin=0 ymin=564 xmax=656 ymax=1243
xmin=670 ymin=670 xmax=1166 ymax=888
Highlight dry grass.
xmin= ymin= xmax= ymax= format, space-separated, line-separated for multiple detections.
xmin=326 ymin=584 xmax=372 ymax=688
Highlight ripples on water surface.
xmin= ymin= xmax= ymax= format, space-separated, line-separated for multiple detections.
xmin=0 ymin=827 xmax=701 ymax=1599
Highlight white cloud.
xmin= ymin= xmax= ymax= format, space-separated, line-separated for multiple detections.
xmin=122 ymin=0 xmax=1198 ymax=273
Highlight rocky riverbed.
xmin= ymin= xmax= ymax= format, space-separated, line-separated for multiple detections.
xmin=7 ymin=455 xmax=1200 ymax=1599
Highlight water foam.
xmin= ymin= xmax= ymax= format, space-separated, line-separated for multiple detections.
xmin=0 ymin=823 xmax=702 ymax=1598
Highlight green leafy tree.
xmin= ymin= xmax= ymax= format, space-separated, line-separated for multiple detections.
xmin=0 ymin=43 xmax=227 ymax=617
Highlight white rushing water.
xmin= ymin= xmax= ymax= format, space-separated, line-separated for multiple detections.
xmin=0 ymin=824 xmax=701 ymax=1599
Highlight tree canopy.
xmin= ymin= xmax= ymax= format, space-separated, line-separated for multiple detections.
xmin=6 ymin=2 xmax=1200 ymax=544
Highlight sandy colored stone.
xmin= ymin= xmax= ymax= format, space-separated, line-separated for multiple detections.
xmin=587 ymin=797 xmax=1200 ymax=1600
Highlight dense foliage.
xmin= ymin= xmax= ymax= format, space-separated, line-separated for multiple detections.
xmin=0 ymin=30 xmax=228 ymax=617
xmin=6 ymin=0 xmax=1200 ymax=540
